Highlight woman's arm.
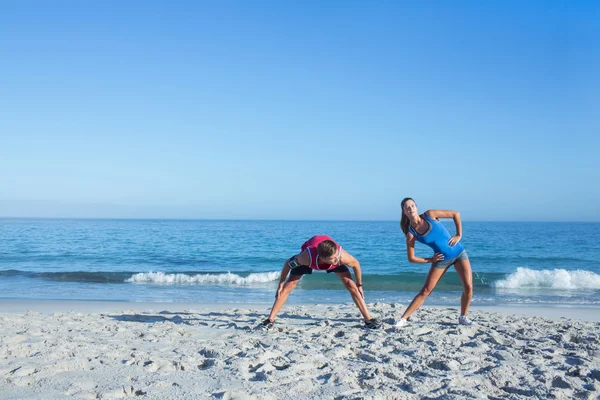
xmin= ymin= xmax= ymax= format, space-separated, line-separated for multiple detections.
xmin=340 ymin=249 xmax=365 ymax=298
xmin=275 ymin=261 xmax=290 ymax=298
xmin=406 ymin=234 xmax=444 ymax=263
xmin=275 ymin=250 xmax=310 ymax=297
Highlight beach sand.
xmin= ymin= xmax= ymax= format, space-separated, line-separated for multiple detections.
xmin=1 ymin=301 xmax=599 ymax=399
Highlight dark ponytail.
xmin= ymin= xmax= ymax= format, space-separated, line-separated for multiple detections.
xmin=400 ymin=197 xmax=414 ymax=236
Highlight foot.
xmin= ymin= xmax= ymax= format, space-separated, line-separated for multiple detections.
xmin=259 ymin=318 xmax=275 ymax=331
xmin=364 ymin=318 xmax=382 ymax=330
xmin=458 ymin=315 xmax=473 ymax=326
xmin=393 ymin=318 xmax=408 ymax=328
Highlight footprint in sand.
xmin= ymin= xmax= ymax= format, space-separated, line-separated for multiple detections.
xmin=211 ymin=391 xmax=254 ymax=400
xmin=10 ymin=366 xmax=38 ymax=377
xmin=198 ymin=359 xmax=216 ymax=370
xmin=199 ymin=348 xmax=219 ymax=358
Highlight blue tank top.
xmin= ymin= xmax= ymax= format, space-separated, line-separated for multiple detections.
xmin=408 ymin=213 xmax=464 ymax=259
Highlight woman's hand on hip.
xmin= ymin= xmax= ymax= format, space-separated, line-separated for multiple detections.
xmin=431 ymin=253 xmax=444 ymax=263
xmin=448 ymin=235 xmax=461 ymax=246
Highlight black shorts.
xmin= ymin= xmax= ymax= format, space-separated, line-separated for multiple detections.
xmin=289 ymin=264 xmax=350 ymax=276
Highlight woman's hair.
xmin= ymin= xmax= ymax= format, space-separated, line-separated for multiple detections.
xmin=317 ymin=240 xmax=338 ymax=258
xmin=400 ymin=197 xmax=415 ymax=236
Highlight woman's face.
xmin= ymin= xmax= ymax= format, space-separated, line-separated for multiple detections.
xmin=402 ymin=199 xmax=418 ymax=218
xmin=319 ymin=253 xmax=339 ymax=266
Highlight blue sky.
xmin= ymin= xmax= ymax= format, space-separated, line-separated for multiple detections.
xmin=0 ymin=1 xmax=598 ymax=221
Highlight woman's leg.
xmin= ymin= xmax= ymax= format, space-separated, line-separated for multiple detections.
xmin=267 ymin=274 xmax=303 ymax=321
xmin=401 ymin=266 xmax=449 ymax=319
xmin=335 ymin=271 xmax=372 ymax=322
xmin=454 ymin=258 xmax=473 ymax=316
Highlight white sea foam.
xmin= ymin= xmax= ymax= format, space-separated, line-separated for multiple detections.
xmin=125 ymin=271 xmax=280 ymax=285
xmin=493 ymin=267 xmax=600 ymax=289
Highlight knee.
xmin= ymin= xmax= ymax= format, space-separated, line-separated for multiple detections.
xmin=343 ymin=280 xmax=357 ymax=293
xmin=419 ymin=286 xmax=433 ymax=297
xmin=464 ymin=283 xmax=473 ymax=295
xmin=283 ymin=281 xmax=298 ymax=293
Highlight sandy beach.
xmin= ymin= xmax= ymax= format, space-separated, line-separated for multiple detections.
xmin=1 ymin=301 xmax=599 ymax=399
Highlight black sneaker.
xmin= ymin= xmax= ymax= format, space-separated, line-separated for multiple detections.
xmin=259 ymin=318 xmax=275 ymax=331
xmin=364 ymin=318 xmax=382 ymax=330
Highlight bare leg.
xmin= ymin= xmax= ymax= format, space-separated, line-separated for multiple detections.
xmin=401 ymin=266 xmax=448 ymax=319
xmin=267 ymin=274 xmax=302 ymax=321
xmin=335 ymin=271 xmax=372 ymax=321
xmin=454 ymin=259 xmax=473 ymax=316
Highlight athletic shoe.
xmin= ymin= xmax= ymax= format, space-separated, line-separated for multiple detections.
xmin=259 ymin=318 xmax=275 ymax=331
xmin=393 ymin=318 xmax=408 ymax=328
xmin=364 ymin=318 xmax=382 ymax=330
xmin=458 ymin=315 xmax=473 ymax=326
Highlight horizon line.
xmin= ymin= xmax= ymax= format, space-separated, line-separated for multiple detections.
xmin=1 ymin=216 xmax=599 ymax=223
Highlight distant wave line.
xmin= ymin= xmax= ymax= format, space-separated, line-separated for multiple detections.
xmin=2 ymin=268 xmax=600 ymax=291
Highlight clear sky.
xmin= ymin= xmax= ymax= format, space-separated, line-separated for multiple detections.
xmin=1 ymin=1 xmax=598 ymax=221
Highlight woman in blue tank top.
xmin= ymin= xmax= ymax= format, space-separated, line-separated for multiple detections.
xmin=394 ymin=197 xmax=474 ymax=327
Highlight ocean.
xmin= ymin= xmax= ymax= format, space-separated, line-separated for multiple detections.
xmin=1 ymin=218 xmax=599 ymax=307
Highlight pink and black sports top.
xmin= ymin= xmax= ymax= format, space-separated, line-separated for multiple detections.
xmin=300 ymin=235 xmax=342 ymax=271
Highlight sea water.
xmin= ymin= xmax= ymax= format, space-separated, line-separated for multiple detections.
xmin=1 ymin=219 xmax=599 ymax=307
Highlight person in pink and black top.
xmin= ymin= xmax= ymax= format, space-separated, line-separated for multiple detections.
xmin=260 ymin=235 xmax=382 ymax=330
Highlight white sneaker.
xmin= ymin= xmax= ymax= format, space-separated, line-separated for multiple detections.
xmin=393 ymin=318 xmax=408 ymax=328
xmin=458 ymin=315 xmax=473 ymax=326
